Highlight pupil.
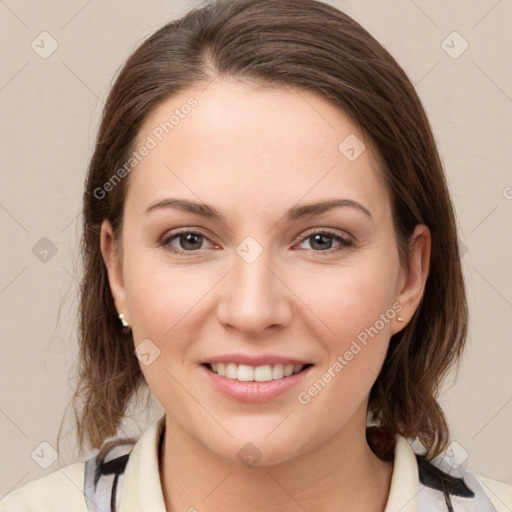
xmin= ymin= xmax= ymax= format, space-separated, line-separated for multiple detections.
xmin=312 ymin=234 xmax=331 ymax=250
xmin=182 ymin=233 xmax=202 ymax=250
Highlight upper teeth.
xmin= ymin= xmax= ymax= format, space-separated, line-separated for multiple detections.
xmin=210 ymin=362 xmax=304 ymax=382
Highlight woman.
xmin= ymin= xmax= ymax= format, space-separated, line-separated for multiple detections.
xmin=2 ymin=0 xmax=510 ymax=510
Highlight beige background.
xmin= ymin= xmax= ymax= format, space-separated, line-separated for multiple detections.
xmin=1 ymin=0 xmax=511 ymax=498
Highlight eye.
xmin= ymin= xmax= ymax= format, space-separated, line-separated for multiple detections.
xmin=160 ymin=229 xmax=216 ymax=254
xmin=296 ymin=230 xmax=353 ymax=253
xmin=159 ymin=228 xmax=353 ymax=255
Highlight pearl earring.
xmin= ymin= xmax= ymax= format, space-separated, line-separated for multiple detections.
xmin=118 ymin=313 xmax=129 ymax=327
xmin=397 ymin=316 xmax=405 ymax=323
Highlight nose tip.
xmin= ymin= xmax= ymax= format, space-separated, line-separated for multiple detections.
xmin=217 ymin=255 xmax=292 ymax=336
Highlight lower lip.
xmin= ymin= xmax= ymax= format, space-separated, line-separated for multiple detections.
xmin=200 ymin=364 xmax=313 ymax=403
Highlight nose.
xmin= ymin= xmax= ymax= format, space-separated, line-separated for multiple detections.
xmin=217 ymin=247 xmax=293 ymax=336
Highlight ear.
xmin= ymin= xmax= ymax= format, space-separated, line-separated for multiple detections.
xmin=100 ymin=219 xmax=129 ymax=323
xmin=392 ymin=224 xmax=431 ymax=334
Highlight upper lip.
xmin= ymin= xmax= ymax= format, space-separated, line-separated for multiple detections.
xmin=203 ymin=354 xmax=313 ymax=367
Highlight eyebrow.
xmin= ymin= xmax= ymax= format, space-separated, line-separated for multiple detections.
xmin=145 ymin=198 xmax=373 ymax=222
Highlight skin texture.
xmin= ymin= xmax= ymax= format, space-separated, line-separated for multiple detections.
xmin=100 ymin=79 xmax=431 ymax=512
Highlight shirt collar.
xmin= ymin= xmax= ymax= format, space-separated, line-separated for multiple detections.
xmin=120 ymin=415 xmax=420 ymax=512
xmin=120 ymin=414 xmax=167 ymax=512
xmin=384 ymin=435 xmax=419 ymax=512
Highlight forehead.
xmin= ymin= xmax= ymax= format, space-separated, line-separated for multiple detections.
xmin=127 ymin=79 xmax=390 ymax=221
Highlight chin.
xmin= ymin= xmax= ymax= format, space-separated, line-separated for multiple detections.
xmin=200 ymin=432 xmax=311 ymax=469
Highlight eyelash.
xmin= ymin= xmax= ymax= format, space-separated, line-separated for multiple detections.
xmin=159 ymin=228 xmax=353 ymax=256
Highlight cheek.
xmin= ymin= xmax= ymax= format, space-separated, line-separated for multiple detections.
xmin=294 ymin=256 xmax=399 ymax=343
xmin=123 ymin=258 xmax=203 ymax=402
xmin=124 ymin=251 xmax=204 ymax=332
xmin=123 ymin=253 xmax=223 ymax=377
xmin=292 ymin=254 xmax=398 ymax=405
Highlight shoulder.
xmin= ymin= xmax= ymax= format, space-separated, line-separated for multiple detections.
xmin=1 ymin=417 xmax=163 ymax=512
xmin=478 ymin=475 xmax=512 ymax=512
xmin=0 ymin=440 xmax=136 ymax=512
xmin=387 ymin=435 xmax=512 ymax=511
xmin=0 ymin=462 xmax=86 ymax=512
xmin=413 ymin=444 xmax=512 ymax=511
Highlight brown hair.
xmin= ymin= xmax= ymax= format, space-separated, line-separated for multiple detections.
xmin=65 ymin=0 xmax=468 ymax=460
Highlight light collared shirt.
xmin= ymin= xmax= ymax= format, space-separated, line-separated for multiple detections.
xmin=1 ymin=415 xmax=511 ymax=511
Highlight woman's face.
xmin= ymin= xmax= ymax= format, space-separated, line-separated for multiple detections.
xmin=102 ymin=79 xmax=429 ymax=465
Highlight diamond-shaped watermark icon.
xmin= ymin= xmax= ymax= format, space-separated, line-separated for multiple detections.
xmin=31 ymin=31 xmax=59 ymax=59
xmin=31 ymin=441 xmax=58 ymax=469
xmin=441 ymin=31 xmax=469 ymax=59
xmin=438 ymin=441 xmax=469 ymax=473
xmin=338 ymin=134 xmax=366 ymax=162
xmin=237 ymin=442 xmax=262 ymax=467
xmin=134 ymin=338 xmax=161 ymax=366
xmin=32 ymin=237 xmax=58 ymax=263
xmin=236 ymin=236 xmax=263 ymax=264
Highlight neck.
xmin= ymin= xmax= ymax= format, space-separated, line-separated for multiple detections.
xmin=159 ymin=414 xmax=393 ymax=512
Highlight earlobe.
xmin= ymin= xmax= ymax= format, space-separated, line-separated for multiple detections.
xmin=394 ymin=224 xmax=431 ymax=331
xmin=100 ymin=219 xmax=129 ymax=323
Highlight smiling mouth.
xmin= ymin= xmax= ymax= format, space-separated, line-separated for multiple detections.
xmin=203 ymin=362 xmax=313 ymax=382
